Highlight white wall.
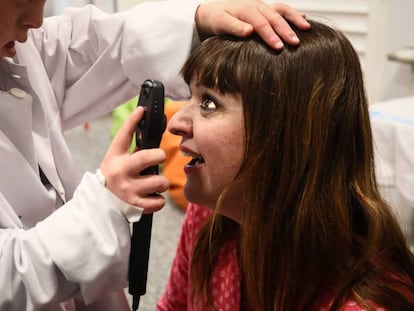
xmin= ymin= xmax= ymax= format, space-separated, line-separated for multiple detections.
xmin=377 ymin=0 xmax=414 ymax=101
xmin=283 ymin=0 xmax=414 ymax=102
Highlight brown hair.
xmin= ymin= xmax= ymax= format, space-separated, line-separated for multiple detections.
xmin=182 ymin=20 xmax=414 ymax=310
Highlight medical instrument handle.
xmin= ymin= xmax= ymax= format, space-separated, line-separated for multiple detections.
xmin=128 ymin=79 xmax=166 ymax=311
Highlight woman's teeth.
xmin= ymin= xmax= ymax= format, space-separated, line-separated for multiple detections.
xmin=188 ymin=157 xmax=204 ymax=166
xmin=182 ymin=152 xmax=204 ymax=166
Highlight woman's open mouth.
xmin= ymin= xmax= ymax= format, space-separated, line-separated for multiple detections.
xmin=182 ymin=151 xmax=205 ymax=174
xmin=183 ymin=152 xmax=205 ymax=167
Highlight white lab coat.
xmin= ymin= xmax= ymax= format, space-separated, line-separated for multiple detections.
xmin=0 ymin=1 xmax=198 ymax=310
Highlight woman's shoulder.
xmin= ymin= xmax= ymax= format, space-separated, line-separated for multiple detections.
xmin=341 ymin=301 xmax=386 ymax=311
xmin=318 ymin=298 xmax=387 ymax=311
xmin=185 ymin=203 xmax=212 ymax=226
xmin=181 ymin=203 xmax=212 ymax=242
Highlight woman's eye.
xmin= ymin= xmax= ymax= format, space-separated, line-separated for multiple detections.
xmin=200 ymin=95 xmax=217 ymax=112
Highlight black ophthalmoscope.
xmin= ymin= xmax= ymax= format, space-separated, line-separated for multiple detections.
xmin=128 ymin=79 xmax=166 ymax=311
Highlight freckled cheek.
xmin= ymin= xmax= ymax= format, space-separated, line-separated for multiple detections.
xmin=199 ymin=119 xmax=244 ymax=173
xmin=208 ymin=137 xmax=244 ymax=181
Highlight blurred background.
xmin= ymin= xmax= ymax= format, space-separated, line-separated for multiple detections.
xmin=49 ymin=0 xmax=414 ymax=309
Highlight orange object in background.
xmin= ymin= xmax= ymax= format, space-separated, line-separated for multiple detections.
xmin=160 ymin=101 xmax=190 ymax=210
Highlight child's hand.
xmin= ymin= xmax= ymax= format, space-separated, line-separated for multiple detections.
xmin=195 ymin=0 xmax=310 ymax=50
xmin=100 ymin=107 xmax=168 ymax=214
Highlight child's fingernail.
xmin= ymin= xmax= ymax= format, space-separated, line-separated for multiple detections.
xmin=275 ymin=41 xmax=284 ymax=49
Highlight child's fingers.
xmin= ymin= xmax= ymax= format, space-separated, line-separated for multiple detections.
xmin=127 ymin=148 xmax=167 ymax=177
xmin=107 ymin=107 xmax=144 ymax=157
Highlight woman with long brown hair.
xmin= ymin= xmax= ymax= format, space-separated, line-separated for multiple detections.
xmin=157 ymin=20 xmax=414 ymax=311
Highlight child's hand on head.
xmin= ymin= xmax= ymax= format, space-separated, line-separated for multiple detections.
xmin=195 ymin=0 xmax=310 ymax=50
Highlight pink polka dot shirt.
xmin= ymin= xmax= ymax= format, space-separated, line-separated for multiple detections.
xmin=156 ymin=204 xmax=388 ymax=311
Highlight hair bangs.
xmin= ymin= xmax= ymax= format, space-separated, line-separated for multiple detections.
xmin=181 ymin=37 xmax=244 ymax=94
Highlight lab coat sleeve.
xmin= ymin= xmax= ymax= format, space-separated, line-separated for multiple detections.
xmin=28 ymin=0 xmax=199 ymax=130
xmin=0 ymin=172 xmax=133 ymax=309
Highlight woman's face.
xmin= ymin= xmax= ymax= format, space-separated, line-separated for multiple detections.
xmin=168 ymin=79 xmax=245 ymax=222
xmin=0 ymin=0 xmax=45 ymax=59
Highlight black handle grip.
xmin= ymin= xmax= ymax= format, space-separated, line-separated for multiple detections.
xmin=128 ymin=80 xmax=165 ymax=311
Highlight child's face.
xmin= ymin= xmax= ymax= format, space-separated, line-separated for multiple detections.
xmin=168 ymin=79 xmax=244 ymax=222
xmin=0 ymin=0 xmax=45 ymax=59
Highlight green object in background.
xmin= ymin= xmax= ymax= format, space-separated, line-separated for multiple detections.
xmin=111 ymin=97 xmax=137 ymax=152
xmin=111 ymin=96 xmax=171 ymax=152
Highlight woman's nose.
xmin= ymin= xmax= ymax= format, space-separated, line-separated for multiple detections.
xmin=168 ymin=103 xmax=193 ymax=137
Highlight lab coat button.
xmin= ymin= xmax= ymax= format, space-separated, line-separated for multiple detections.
xmin=10 ymin=88 xmax=28 ymax=98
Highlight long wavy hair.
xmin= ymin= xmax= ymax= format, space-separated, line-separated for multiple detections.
xmin=182 ymin=20 xmax=414 ymax=310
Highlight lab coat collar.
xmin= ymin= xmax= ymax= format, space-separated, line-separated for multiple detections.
xmin=0 ymin=54 xmax=66 ymax=202
xmin=0 ymin=57 xmax=29 ymax=91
